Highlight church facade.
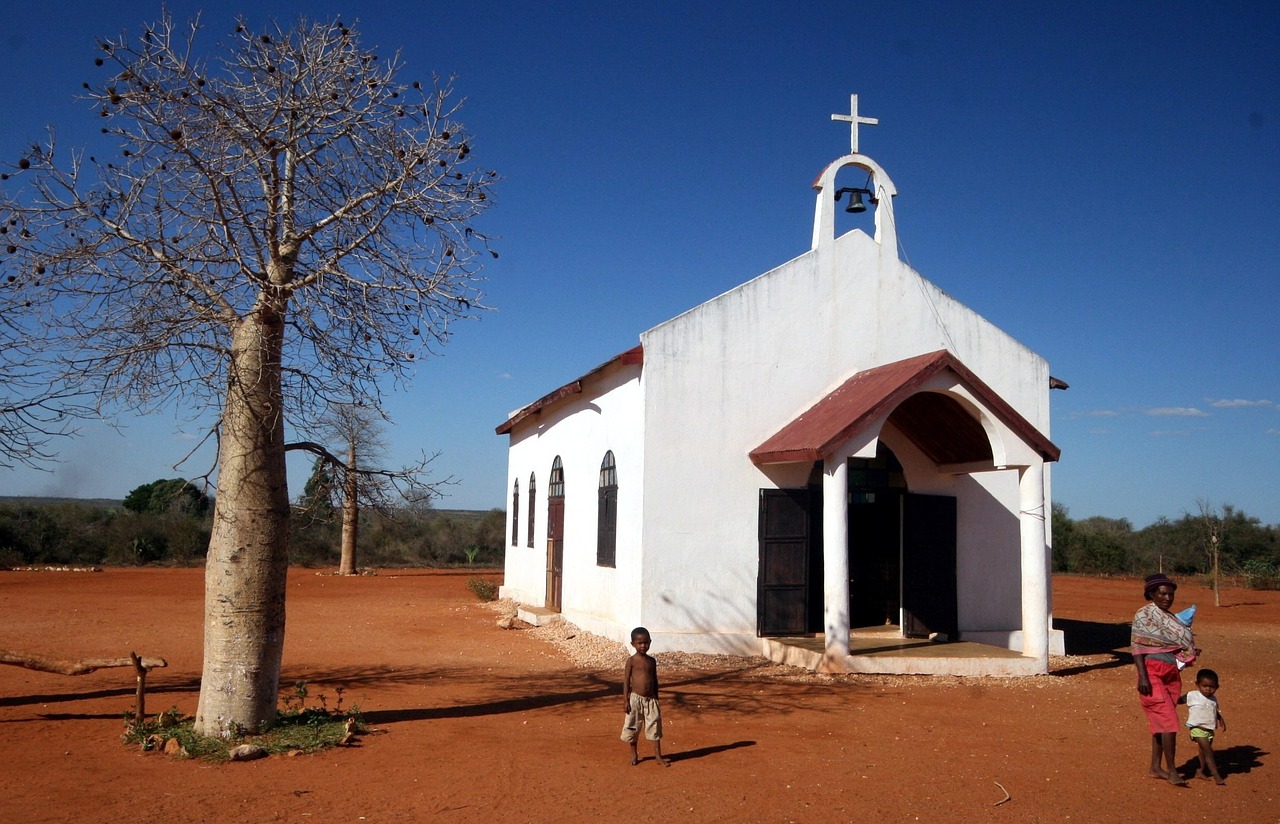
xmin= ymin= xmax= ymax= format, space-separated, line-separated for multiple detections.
xmin=496 ymin=96 xmax=1063 ymax=674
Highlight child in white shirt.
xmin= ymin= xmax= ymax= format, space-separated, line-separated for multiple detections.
xmin=1179 ymin=668 xmax=1227 ymax=784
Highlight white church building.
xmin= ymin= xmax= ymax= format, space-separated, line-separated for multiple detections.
xmin=496 ymin=95 xmax=1064 ymax=676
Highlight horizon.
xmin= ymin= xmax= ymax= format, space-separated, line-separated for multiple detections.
xmin=1 ymin=1 xmax=1277 ymax=528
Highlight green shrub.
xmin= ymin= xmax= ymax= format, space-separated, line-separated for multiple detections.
xmin=466 ymin=576 xmax=498 ymax=601
xmin=122 ymin=683 xmax=362 ymax=762
xmin=1242 ymin=559 xmax=1280 ymax=591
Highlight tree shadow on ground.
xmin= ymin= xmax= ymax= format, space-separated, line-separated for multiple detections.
xmin=0 ymin=675 xmax=201 ymax=708
xmin=280 ymin=664 xmax=452 ymax=691
xmin=358 ymin=662 xmax=882 ymax=726
xmin=360 ymin=672 xmax=617 ymax=724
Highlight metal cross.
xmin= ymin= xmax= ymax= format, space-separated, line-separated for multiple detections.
xmin=831 ymin=93 xmax=879 ymax=154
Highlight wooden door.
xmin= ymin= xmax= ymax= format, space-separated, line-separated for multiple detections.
xmin=901 ymin=493 xmax=957 ymax=639
xmin=546 ymin=495 xmax=565 ymax=612
xmin=848 ymin=492 xmax=902 ymax=627
xmin=757 ymin=489 xmax=812 ymax=636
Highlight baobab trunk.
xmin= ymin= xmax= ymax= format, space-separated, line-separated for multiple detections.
xmin=338 ymin=440 xmax=359 ymax=575
xmin=194 ymin=302 xmax=291 ymax=737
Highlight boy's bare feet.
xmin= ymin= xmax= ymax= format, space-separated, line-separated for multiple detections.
xmin=1167 ymin=772 xmax=1188 ymax=787
xmin=656 ymin=756 xmax=671 ymax=767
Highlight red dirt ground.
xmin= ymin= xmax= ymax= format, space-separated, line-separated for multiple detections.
xmin=1 ymin=569 xmax=1276 ymax=823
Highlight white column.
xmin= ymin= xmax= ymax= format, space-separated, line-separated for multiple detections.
xmin=822 ymin=455 xmax=850 ymax=668
xmin=1018 ymin=463 xmax=1050 ymax=668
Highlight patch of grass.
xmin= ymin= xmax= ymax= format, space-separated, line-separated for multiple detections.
xmin=467 ymin=576 xmax=498 ymax=601
xmin=122 ymin=682 xmax=362 ymax=762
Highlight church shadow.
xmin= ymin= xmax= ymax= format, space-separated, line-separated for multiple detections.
xmin=1055 ymin=618 xmax=1130 ymax=655
xmin=667 ymin=740 xmax=756 ymax=763
xmin=1050 ymin=618 xmax=1132 ymax=676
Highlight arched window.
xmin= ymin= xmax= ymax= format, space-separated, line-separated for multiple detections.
xmin=549 ymin=456 xmax=565 ymax=498
xmin=596 ymin=451 xmax=618 ymax=567
xmin=527 ymin=473 xmax=537 ymax=548
xmin=510 ymin=479 xmax=520 ymax=546
xmin=546 ymin=457 xmax=565 ymax=550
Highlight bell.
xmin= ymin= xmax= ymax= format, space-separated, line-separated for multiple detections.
xmin=844 ymin=190 xmax=866 ymax=214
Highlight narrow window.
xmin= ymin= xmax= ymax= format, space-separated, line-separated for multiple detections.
xmin=547 ymin=457 xmax=565 ymax=547
xmin=527 ymin=473 xmax=537 ymax=548
xmin=549 ymin=457 xmax=564 ymax=498
xmin=510 ymin=479 xmax=520 ymax=546
xmin=596 ymin=451 xmax=618 ymax=567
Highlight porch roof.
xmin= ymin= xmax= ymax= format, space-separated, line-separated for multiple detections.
xmin=749 ymin=350 xmax=1061 ymax=466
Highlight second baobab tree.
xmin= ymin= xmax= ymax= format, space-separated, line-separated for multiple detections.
xmin=296 ymin=403 xmax=445 ymax=576
xmin=0 ymin=14 xmax=495 ymax=736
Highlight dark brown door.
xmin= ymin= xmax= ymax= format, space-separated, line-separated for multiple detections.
xmin=901 ymin=493 xmax=957 ymax=639
xmin=757 ymin=489 xmax=813 ymax=636
xmin=848 ymin=491 xmax=902 ymax=627
xmin=546 ymin=495 xmax=565 ymax=612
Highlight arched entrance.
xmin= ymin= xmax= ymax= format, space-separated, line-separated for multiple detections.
xmin=847 ymin=442 xmax=958 ymax=639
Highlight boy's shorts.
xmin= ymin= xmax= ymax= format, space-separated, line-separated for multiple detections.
xmin=621 ymin=693 xmax=662 ymax=742
xmin=1189 ymin=726 xmax=1215 ymax=743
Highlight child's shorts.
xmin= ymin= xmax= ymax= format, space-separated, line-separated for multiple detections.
xmin=621 ymin=693 xmax=662 ymax=742
xmin=1189 ymin=726 xmax=1215 ymax=743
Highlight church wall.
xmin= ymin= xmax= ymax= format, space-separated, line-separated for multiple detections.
xmin=635 ymin=227 xmax=1053 ymax=650
xmin=499 ymin=364 xmax=644 ymax=634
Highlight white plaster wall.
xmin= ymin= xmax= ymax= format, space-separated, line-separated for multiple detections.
xmin=499 ymin=361 xmax=645 ymax=638
xmin=636 ymin=227 xmax=1053 ymax=648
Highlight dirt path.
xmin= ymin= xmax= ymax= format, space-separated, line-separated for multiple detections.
xmin=0 ymin=569 xmax=1275 ymax=823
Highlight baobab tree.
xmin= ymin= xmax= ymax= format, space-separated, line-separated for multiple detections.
xmin=0 ymin=14 xmax=495 ymax=736
xmin=296 ymin=402 xmax=446 ymax=575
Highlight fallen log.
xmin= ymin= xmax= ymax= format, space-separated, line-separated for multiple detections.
xmin=0 ymin=650 xmax=167 ymax=676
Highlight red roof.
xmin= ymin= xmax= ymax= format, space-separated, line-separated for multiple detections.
xmin=750 ymin=350 xmax=1060 ymax=465
xmin=495 ymin=346 xmax=643 ymax=436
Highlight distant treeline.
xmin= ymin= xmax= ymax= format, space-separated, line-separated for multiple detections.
xmin=4 ymin=495 xmax=1276 ymax=587
xmin=1053 ymin=503 xmax=1279 ymax=589
xmin=0 ymin=495 xmax=506 ymax=570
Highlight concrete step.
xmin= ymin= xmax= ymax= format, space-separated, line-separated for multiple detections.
xmin=516 ymin=604 xmax=562 ymax=627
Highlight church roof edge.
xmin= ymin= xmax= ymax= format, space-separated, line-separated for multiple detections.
xmin=495 ymin=345 xmax=643 ymax=436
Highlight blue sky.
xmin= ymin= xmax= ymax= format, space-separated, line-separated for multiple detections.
xmin=1 ymin=2 xmax=1277 ymax=528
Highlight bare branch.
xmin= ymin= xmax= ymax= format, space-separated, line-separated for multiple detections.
xmin=0 ymin=12 xmax=496 ymax=446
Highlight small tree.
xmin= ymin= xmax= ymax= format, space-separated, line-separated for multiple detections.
xmin=296 ymin=402 xmax=447 ymax=575
xmin=0 ymin=14 xmax=494 ymax=736
xmin=1195 ymin=500 xmax=1227 ymax=607
xmin=296 ymin=456 xmax=337 ymax=523
xmin=123 ymin=478 xmax=210 ymax=515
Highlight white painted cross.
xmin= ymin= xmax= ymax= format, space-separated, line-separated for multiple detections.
xmin=831 ymin=93 xmax=879 ymax=154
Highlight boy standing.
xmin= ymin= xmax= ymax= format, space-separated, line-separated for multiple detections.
xmin=1180 ymin=668 xmax=1227 ymax=784
xmin=621 ymin=626 xmax=670 ymax=766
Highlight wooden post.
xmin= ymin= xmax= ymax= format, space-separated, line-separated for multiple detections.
xmin=129 ymin=651 xmax=147 ymax=726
